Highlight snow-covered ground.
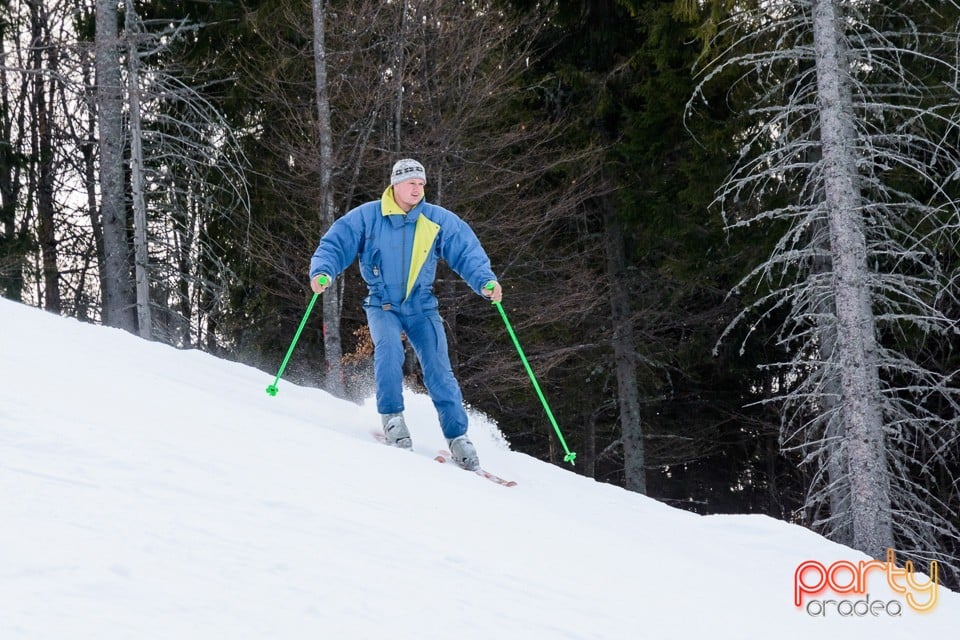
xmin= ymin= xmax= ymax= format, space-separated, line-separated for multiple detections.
xmin=1 ymin=297 xmax=956 ymax=639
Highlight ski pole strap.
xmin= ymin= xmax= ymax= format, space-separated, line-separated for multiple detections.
xmin=487 ymin=286 xmax=576 ymax=465
xmin=265 ymin=287 xmax=323 ymax=396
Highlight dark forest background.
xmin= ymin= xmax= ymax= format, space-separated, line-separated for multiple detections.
xmin=3 ymin=0 xmax=958 ymax=583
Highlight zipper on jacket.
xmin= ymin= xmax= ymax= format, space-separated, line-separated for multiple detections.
xmin=401 ymin=218 xmax=409 ymax=300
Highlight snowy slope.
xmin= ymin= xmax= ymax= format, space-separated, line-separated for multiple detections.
xmin=1 ymin=297 xmax=956 ymax=639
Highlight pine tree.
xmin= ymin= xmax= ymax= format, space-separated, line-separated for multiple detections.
xmin=691 ymin=0 xmax=960 ymax=574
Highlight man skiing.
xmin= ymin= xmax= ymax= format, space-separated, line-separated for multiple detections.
xmin=309 ymin=159 xmax=503 ymax=471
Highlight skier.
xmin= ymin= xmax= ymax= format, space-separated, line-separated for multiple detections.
xmin=309 ymin=159 xmax=503 ymax=471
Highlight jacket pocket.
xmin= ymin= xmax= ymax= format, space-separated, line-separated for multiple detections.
xmin=360 ymin=246 xmax=383 ymax=284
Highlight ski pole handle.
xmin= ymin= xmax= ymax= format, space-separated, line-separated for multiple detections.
xmin=483 ymin=281 xmax=497 ymax=303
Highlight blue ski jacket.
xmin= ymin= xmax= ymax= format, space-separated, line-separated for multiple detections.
xmin=310 ymin=187 xmax=497 ymax=313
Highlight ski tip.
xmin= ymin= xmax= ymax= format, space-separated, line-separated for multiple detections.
xmin=436 ymin=450 xmax=516 ymax=487
xmin=478 ymin=470 xmax=517 ymax=487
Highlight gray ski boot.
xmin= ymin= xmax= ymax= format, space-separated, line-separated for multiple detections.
xmin=381 ymin=412 xmax=412 ymax=449
xmin=447 ymin=435 xmax=480 ymax=471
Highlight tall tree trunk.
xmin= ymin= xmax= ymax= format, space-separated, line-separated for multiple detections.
xmin=95 ymin=0 xmax=135 ymax=331
xmin=173 ymin=202 xmax=194 ymax=348
xmin=80 ymin=41 xmax=107 ymax=312
xmin=603 ymin=198 xmax=646 ymax=494
xmin=312 ymin=0 xmax=344 ymax=395
xmin=812 ymin=0 xmax=892 ymax=558
xmin=30 ymin=0 xmax=60 ymax=312
xmin=817 ymin=299 xmax=852 ymax=544
xmin=124 ymin=1 xmax=152 ymax=339
xmin=0 ymin=28 xmax=26 ymax=301
xmin=807 ymin=210 xmax=853 ymax=543
xmin=392 ymin=1 xmax=407 ymax=152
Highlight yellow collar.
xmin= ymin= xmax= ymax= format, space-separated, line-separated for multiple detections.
xmin=381 ymin=186 xmax=424 ymax=215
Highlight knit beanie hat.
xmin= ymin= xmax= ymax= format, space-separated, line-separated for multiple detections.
xmin=390 ymin=159 xmax=427 ymax=185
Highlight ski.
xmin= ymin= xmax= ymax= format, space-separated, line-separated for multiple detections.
xmin=371 ymin=431 xmax=516 ymax=487
xmin=436 ymin=450 xmax=518 ymax=487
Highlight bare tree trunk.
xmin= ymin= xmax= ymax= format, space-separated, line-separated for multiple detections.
xmin=815 ymin=290 xmax=853 ymax=544
xmin=124 ymin=0 xmax=152 ymax=339
xmin=0 ymin=120 xmax=24 ymax=300
xmin=0 ymin=24 xmax=27 ymax=301
xmin=603 ymin=198 xmax=645 ymax=494
xmin=28 ymin=0 xmax=60 ymax=312
xmin=812 ymin=0 xmax=892 ymax=558
xmin=311 ymin=0 xmax=345 ymax=395
xmin=173 ymin=201 xmax=194 ymax=347
xmin=817 ymin=300 xmax=852 ymax=544
xmin=583 ymin=404 xmax=601 ymax=479
xmin=95 ymin=0 xmax=135 ymax=331
xmin=392 ymin=1 xmax=407 ymax=152
xmin=79 ymin=41 xmax=107 ymax=310
xmin=433 ymin=167 xmax=460 ymax=379
xmin=809 ymin=212 xmax=852 ymax=543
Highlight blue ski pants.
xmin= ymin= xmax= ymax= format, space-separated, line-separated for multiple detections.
xmin=365 ymin=304 xmax=468 ymax=439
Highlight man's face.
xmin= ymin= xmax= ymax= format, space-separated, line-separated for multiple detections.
xmin=393 ymin=178 xmax=425 ymax=210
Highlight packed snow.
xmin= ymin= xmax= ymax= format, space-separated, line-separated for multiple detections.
xmin=1 ymin=297 xmax=957 ymax=639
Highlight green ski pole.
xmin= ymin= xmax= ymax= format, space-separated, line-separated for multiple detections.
xmin=265 ymin=275 xmax=329 ymax=396
xmin=486 ymin=284 xmax=576 ymax=465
